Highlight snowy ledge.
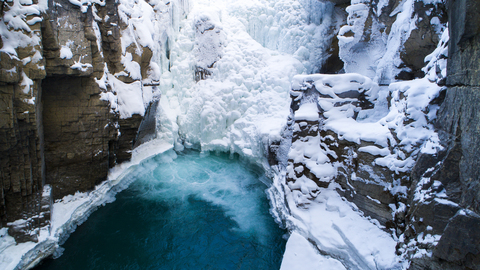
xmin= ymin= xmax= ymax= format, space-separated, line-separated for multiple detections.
xmin=0 ymin=139 xmax=173 ymax=270
xmin=268 ymin=169 xmax=406 ymax=270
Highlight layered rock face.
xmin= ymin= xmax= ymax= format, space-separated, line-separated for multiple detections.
xmin=407 ymin=0 xmax=480 ymax=268
xmin=0 ymin=0 xmax=181 ymax=242
xmin=1 ymin=0 xmax=51 ymax=242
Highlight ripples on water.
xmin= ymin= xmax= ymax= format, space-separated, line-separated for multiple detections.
xmin=35 ymin=151 xmax=286 ymax=270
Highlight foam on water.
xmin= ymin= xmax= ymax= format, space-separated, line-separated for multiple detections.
xmin=125 ymin=150 xmax=275 ymax=242
xmin=34 ymin=150 xmax=285 ymax=270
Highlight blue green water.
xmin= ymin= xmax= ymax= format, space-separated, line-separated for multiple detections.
xmin=34 ymin=151 xmax=286 ymax=270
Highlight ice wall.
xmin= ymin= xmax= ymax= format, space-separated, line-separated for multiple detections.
xmin=154 ymin=0 xmax=339 ymax=167
xmin=229 ymin=0 xmax=338 ymax=73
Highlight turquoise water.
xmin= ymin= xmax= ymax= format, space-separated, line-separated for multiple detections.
xmin=34 ymin=151 xmax=286 ymax=270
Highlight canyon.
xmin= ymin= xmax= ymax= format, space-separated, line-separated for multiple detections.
xmin=1 ymin=0 xmax=479 ymax=269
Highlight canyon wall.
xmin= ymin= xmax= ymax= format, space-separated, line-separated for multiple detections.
xmin=408 ymin=0 xmax=480 ymax=268
xmin=0 ymin=0 xmax=187 ymax=242
xmin=274 ymin=0 xmax=480 ymax=269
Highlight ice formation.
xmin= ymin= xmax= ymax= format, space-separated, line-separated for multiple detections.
xmin=155 ymin=0 xmax=329 ymax=160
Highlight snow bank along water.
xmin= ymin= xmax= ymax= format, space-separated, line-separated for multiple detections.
xmin=34 ymin=151 xmax=286 ymax=270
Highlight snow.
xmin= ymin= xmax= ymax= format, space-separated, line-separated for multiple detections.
xmin=20 ymin=71 xmax=33 ymax=94
xmin=281 ymin=231 xmax=346 ymax=270
xmin=294 ymin=103 xmax=318 ymax=121
xmin=0 ymin=228 xmax=37 ymax=270
xmin=70 ymin=60 xmax=92 ymax=72
xmin=0 ymin=0 xmax=47 ymax=56
xmin=359 ymin=146 xmax=390 ymax=157
xmin=292 ymin=73 xmax=379 ymax=98
xmin=60 ymin=46 xmax=73 ymax=59
xmin=100 ymin=74 xmax=145 ymax=119
xmin=121 ymin=52 xmax=142 ymax=80
xmin=276 ymin=180 xmax=403 ymax=269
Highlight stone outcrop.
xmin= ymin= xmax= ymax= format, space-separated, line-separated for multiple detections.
xmin=337 ymin=0 xmax=447 ymax=83
xmin=405 ymin=0 xmax=480 ymax=268
xmin=193 ymin=14 xmax=225 ymax=82
xmin=276 ymin=0 xmax=480 ymax=269
xmin=0 ymin=0 xmax=157 ymax=242
xmin=284 ymin=74 xmax=402 ymax=218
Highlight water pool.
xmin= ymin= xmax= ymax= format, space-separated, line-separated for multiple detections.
xmin=34 ymin=151 xmax=286 ymax=270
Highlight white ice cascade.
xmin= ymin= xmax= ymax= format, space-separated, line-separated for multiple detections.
xmin=151 ymin=0 xmax=338 ymax=165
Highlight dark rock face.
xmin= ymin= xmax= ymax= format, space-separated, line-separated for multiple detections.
xmin=0 ymin=0 xmax=148 ymax=241
xmin=446 ymin=0 xmax=480 ymax=87
xmin=134 ymin=98 xmax=160 ymax=148
xmin=434 ymin=211 xmax=480 ymax=269
xmin=401 ymin=0 xmax=480 ymax=268
xmin=41 ymin=76 xmax=116 ymax=199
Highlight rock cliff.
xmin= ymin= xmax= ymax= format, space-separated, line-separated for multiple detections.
xmin=272 ymin=0 xmax=480 ymax=269
xmin=407 ymin=0 xmax=480 ymax=268
xmin=0 ymin=0 xmax=185 ymax=242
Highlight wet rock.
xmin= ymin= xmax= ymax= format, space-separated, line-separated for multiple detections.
xmin=134 ymin=98 xmax=160 ymax=148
